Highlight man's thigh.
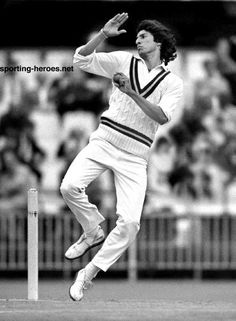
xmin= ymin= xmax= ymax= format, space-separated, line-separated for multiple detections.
xmin=113 ymin=154 xmax=147 ymax=221
xmin=62 ymin=142 xmax=107 ymax=187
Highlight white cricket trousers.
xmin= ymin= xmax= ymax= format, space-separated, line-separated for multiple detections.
xmin=60 ymin=138 xmax=147 ymax=272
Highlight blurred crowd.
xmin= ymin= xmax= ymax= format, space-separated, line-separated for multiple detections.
xmin=0 ymin=32 xmax=236 ymax=217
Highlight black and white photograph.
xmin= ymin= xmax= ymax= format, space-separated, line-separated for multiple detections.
xmin=0 ymin=0 xmax=236 ymax=320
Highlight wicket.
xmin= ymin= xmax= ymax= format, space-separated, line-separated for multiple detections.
xmin=27 ymin=188 xmax=39 ymax=300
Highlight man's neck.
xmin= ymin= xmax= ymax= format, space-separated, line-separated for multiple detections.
xmin=141 ymin=52 xmax=162 ymax=71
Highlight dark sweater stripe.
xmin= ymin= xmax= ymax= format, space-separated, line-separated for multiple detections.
xmin=141 ymin=71 xmax=170 ymax=98
xmin=140 ymin=68 xmax=166 ymax=93
xmin=129 ymin=56 xmax=170 ymax=99
xmin=101 ymin=116 xmax=152 ymax=143
xmin=129 ymin=57 xmax=136 ymax=91
xmin=101 ymin=117 xmax=152 ymax=147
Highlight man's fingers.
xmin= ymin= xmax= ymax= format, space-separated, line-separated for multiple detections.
xmin=112 ymin=12 xmax=128 ymax=24
xmin=117 ymin=12 xmax=128 ymax=22
xmin=111 ymin=13 xmax=122 ymax=23
xmin=113 ymin=14 xmax=121 ymax=20
xmin=104 ymin=13 xmax=128 ymax=37
xmin=117 ymin=13 xmax=128 ymax=26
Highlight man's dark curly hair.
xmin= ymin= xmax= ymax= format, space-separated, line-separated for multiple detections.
xmin=136 ymin=20 xmax=177 ymax=65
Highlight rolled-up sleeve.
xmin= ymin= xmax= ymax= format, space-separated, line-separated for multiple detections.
xmin=73 ymin=46 xmax=94 ymax=67
xmin=158 ymin=75 xmax=183 ymax=122
xmin=73 ymin=47 xmax=130 ymax=79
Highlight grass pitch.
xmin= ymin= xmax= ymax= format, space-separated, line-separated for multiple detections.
xmin=0 ymin=279 xmax=236 ymax=320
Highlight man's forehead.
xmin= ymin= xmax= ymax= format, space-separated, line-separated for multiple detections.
xmin=136 ymin=30 xmax=150 ymax=37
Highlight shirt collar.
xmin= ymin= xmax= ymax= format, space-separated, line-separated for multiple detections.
xmin=134 ymin=56 xmax=168 ymax=71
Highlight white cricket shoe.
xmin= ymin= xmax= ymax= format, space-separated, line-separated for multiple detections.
xmin=65 ymin=226 xmax=105 ymax=260
xmin=69 ymin=269 xmax=92 ymax=301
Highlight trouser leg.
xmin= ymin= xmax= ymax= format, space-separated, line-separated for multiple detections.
xmin=60 ymin=144 xmax=106 ymax=233
xmin=92 ymin=154 xmax=147 ymax=271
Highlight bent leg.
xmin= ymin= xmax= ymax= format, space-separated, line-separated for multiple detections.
xmin=60 ymin=144 xmax=106 ymax=233
xmin=92 ymin=154 xmax=147 ymax=271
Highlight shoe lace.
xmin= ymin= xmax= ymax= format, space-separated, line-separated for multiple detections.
xmin=75 ymin=269 xmax=93 ymax=290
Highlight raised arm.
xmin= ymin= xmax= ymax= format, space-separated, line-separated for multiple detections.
xmin=78 ymin=12 xmax=129 ymax=56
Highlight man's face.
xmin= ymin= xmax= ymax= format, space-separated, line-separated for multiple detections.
xmin=136 ymin=30 xmax=160 ymax=57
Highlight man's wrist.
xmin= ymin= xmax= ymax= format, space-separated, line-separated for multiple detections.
xmin=100 ymin=28 xmax=109 ymax=39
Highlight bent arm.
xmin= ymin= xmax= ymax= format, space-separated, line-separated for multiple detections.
xmin=127 ymin=91 xmax=168 ymax=125
xmin=115 ymin=73 xmax=183 ymax=125
xmin=78 ymin=31 xmax=108 ymax=56
xmin=77 ymin=12 xmax=128 ymax=56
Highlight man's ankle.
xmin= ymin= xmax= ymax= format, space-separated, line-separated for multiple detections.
xmin=84 ymin=262 xmax=100 ymax=281
xmin=85 ymin=225 xmax=100 ymax=239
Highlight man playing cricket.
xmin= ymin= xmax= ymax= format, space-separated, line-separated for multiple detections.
xmin=60 ymin=12 xmax=183 ymax=301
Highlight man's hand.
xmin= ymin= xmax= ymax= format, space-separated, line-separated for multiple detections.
xmin=76 ymin=12 xmax=128 ymax=57
xmin=102 ymin=13 xmax=128 ymax=38
xmin=112 ymin=72 xmax=133 ymax=94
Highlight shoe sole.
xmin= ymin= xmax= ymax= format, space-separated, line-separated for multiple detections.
xmin=65 ymin=237 xmax=105 ymax=261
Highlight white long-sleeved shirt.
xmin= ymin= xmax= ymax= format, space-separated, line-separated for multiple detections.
xmin=73 ymin=48 xmax=183 ymax=160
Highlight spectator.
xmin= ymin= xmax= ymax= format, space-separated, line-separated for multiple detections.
xmin=0 ymin=103 xmax=31 ymax=143
xmin=168 ymin=114 xmax=203 ymax=200
xmin=0 ymin=103 xmax=46 ymax=184
xmin=219 ymin=98 xmax=236 ymax=138
xmin=193 ymin=57 xmax=231 ymax=112
xmin=147 ymin=136 xmax=176 ymax=209
xmin=215 ymin=34 xmax=236 ymax=104
xmin=190 ymin=137 xmax=228 ymax=202
xmin=0 ymin=146 xmax=37 ymax=215
xmin=57 ymin=128 xmax=87 ymax=183
xmin=217 ymin=136 xmax=236 ymax=196
xmin=0 ymin=51 xmax=39 ymax=117
xmin=48 ymin=70 xmax=107 ymax=121
xmin=168 ymin=151 xmax=195 ymax=200
xmin=16 ymin=121 xmax=46 ymax=184
xmin=3 ymin=52 xmax=24 ymax=107
xmin=148 ymin=136 xmax=175 ymax=196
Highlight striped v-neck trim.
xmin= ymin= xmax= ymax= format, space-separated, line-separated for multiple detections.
xmin=129 ymin=56 xmax=170 ymax=98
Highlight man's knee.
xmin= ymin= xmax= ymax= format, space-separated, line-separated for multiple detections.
xmin=60 ymin=181 xmax=85 ymax=199
xmin=128 ymin=219 xmax=140 ymax=234
xmin=118 ymin=218 xmax=140 ymax=240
